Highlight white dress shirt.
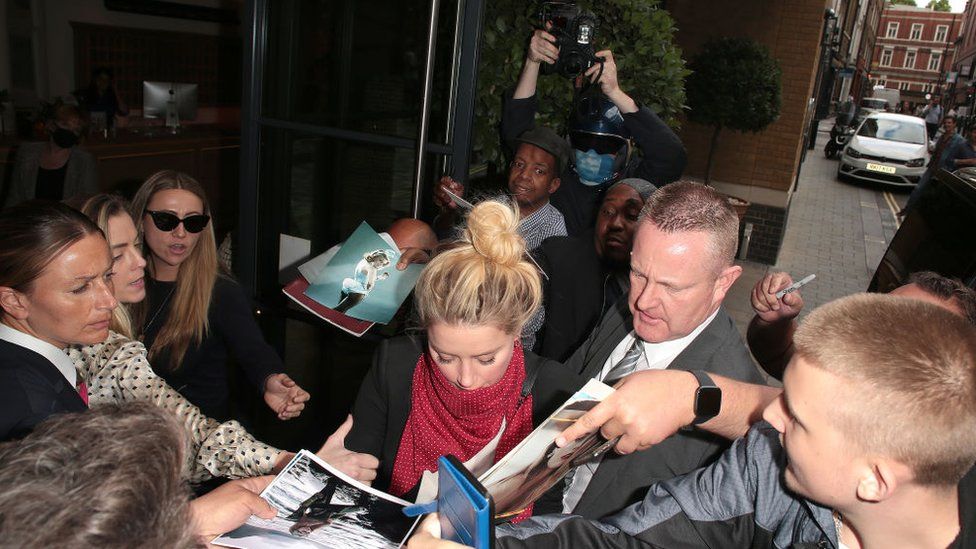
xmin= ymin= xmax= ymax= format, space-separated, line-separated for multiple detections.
xmin=0 ymin=323 xmax=77 ymax=388
xmin=561 ymin=308 xmax=720 ymax=512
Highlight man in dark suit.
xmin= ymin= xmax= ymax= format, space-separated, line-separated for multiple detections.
xmin=535 ymin=178 xmax=656 ymax=361
xmin=535 ymin=180 xmax=766 ymax=519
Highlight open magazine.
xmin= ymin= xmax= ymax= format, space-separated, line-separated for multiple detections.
xmin=282 ymin=222 xmax=423 ymax=336
xmin=479 ymin=378 xmax=614 ymax=517
xmin=213 ymin=451 xmax=418 ymax=549
xmin=302 ymin=221 xmax=423 ymax=325
xmin=282 ymin=276 xmax=374 ymax=337
xmin=213 ymin=379 xmax=613 ymax=547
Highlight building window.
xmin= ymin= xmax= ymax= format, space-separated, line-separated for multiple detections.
xmin=877 ymin=78 xmax=888 ymax=87
xmin=929 ymin=52 xmax=942 ymax=71
xmin=911 ymin=23 xmax=924 ymax=40
xmin=905 ymin=50 xmax=917 ymax=68
xmin=881 ymin=48 xmax=893 ymax=66
xmin=935 ymin=25 xmax=949 ymax=42
xmin=899 ymin=81 xmax=911 ymax=91
xmin=887 ymin=22 xmax=899 ymax=38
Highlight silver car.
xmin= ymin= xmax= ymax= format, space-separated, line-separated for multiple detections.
xmin=837 ymin=113 xmax=929 ymax=187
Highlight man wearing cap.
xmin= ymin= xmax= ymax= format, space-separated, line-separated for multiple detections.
xmin=435 ymin=126 xmax=569 ymax=251
xmin=499 ymin=29 xmax=686 ymax=236
xmin=534 ymin=178 xmax=656 ymax=362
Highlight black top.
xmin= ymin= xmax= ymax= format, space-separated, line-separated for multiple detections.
xmin=500 ymin=92 xmax=687 ymax=236
xmin=142 ymin=276 xmax=284 ymax=420
xmin=34 ymin=164 xmax=68 ymax=201
xmin=0 ymin=339 xmax=87 ymax=441
xmin=345 ymin=336 xmax=586 ymax=494
xmin=535 ymin=232 xmax=624 ymax=362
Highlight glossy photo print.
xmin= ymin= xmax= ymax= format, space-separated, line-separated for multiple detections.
xmin=304 ymin=222 xmax=422 ymax=324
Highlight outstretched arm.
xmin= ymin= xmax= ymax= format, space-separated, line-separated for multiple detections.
xmin=556 ymin=369 xmax=781 ymax=453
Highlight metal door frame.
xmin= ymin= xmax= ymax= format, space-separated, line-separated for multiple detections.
xmin=238 ymin=0 xmax=484 ymax=296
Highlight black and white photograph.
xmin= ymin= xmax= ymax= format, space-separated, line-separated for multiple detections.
xmin=213 ymin=451 xmax=417 ymax=549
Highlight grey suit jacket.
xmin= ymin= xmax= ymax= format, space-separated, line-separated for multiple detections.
xmin=545 ymin=299 xmax=766 ymax=519
xmin=3 ymin=142 xmax=98 ymax=209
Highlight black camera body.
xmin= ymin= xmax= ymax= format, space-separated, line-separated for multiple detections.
xmin=539 ymin=1 xmax=599 ymax=79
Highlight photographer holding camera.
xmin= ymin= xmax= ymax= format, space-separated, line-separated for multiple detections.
xmin=501 ymin=12 xmax=687 ymax=236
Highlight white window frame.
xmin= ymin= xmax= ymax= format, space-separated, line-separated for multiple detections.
xmin=881 ymin=48 xmax=894 ymax=67
xmin=929 ymin=52 xmax=942 ymax=71
xmin=899 ymin=81 xmax=911 ymax=91
xmin=935 ymin=25 xmax=949 ymax=42
xmin=904 ymin=49 xmax=917 ymax=69
xmin=887 ymin=21 xmax=900 ymax=38
xmin=910 ymin=23 xmax=924 ymax=40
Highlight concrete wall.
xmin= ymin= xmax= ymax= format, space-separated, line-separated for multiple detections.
xmin=669 ymin=0 xmax=825 ymax=208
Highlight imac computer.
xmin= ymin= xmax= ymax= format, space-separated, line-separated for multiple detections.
xmin=143 ymin=81 xmax=198 ymax=131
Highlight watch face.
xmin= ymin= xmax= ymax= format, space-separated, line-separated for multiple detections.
xmin=695 ymin=386 xmax=722 ymax=419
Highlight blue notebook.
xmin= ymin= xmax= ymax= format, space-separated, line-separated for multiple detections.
xmin=437 ymin=455 xmax=494 ymax=548
xmin=402 ymin=455 xmax=494 ymax=548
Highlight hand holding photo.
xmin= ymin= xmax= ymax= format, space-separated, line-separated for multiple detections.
xmin=303 ymin=222 xmax=424 ymax=324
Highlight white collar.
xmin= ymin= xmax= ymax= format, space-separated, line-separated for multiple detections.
xmin=0 ymin=323 xmax=77 ymax=387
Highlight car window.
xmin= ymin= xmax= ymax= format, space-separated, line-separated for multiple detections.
xmin=856 ymin=118 xmax=926 ymax=144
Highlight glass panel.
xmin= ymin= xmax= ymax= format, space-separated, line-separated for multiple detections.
xmin=257 ymin=127 xmax=445 ymax=257
xmin=262 ymin=0 xmax=457 ymax=143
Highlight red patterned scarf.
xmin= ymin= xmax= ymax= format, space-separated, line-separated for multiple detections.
xmin=389 ymin=342 xmax=534 ymax=513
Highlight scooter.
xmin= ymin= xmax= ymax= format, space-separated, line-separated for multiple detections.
xmin=825 ymin=120 xmax=856 ymax=159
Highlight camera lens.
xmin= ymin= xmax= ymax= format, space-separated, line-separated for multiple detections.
xmin=562 ymin=52 xmax=586 ymax=77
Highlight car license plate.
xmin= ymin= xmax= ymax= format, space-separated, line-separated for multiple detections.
xmin=866 ymin=163 xmax=896 ymax=174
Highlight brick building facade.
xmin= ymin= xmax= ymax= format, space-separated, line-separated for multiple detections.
xmin=668 ymin=0 xmax=828 ymax=264
xmin=871 ymin=5 xmax=963 ymax=109
xmin=949 ymin=1 xmax=976 ymax=112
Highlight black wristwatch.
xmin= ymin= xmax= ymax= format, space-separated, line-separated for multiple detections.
xmin=691 ymin=370 xmax=722 ymax=425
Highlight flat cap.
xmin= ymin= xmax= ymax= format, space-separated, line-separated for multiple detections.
xmin=515 ymin=126 xmax=571 ymax=174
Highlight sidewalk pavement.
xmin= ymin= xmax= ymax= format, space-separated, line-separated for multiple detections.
xmin=723 ymin=120 xmax=907 ymax=340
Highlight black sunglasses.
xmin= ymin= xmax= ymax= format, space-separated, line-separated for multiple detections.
xmin=145 ymin=210 xmax=211 ymax=233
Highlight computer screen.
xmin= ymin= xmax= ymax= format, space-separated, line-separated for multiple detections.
xmin=142 ymin=81 xmax=198 ymax=121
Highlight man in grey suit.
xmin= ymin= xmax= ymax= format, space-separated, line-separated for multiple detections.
xmin=535 ymin=180 xmax=766 ymax=520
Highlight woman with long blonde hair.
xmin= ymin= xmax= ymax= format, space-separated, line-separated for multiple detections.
xmin=130 ymin=170 xmax=308 ymax=421
xmin=344 ymin=199 xmax=579 ymax=519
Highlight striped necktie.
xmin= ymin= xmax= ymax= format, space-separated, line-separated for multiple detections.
xmin=603 ymin=337 xmax=645 ymax=385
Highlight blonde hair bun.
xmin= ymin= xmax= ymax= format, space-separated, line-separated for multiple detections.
xmin=465 ymin=200 xmax=526 ymax=267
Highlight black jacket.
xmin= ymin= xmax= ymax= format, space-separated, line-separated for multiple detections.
xmin=143 ymin=276 xmax=283 ymax=421
xmin=501 ymin=92 xmax=686 ymax=236
xmin=345 ymin=335 xmax=585 ymax=494
xmin=535 ymin=232 xmax=624 ymax=362
xmin=534 ymin=300 xmax=766 ymax=519
xmin=0 ymin=339 xmax=87 ymax=441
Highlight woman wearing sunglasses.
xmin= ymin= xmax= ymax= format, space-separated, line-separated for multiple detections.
xmin=129 ymin=170 xmax=309 ymax=422
xmin=65 ymin=194 xmax=372 ymax=484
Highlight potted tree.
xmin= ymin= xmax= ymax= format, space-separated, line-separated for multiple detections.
xmin=685 ymin=37 xmax=782 ymax=218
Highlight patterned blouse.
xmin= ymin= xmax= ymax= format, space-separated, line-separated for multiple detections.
xmin=66 ymin=331 xmax=283 ymax=483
